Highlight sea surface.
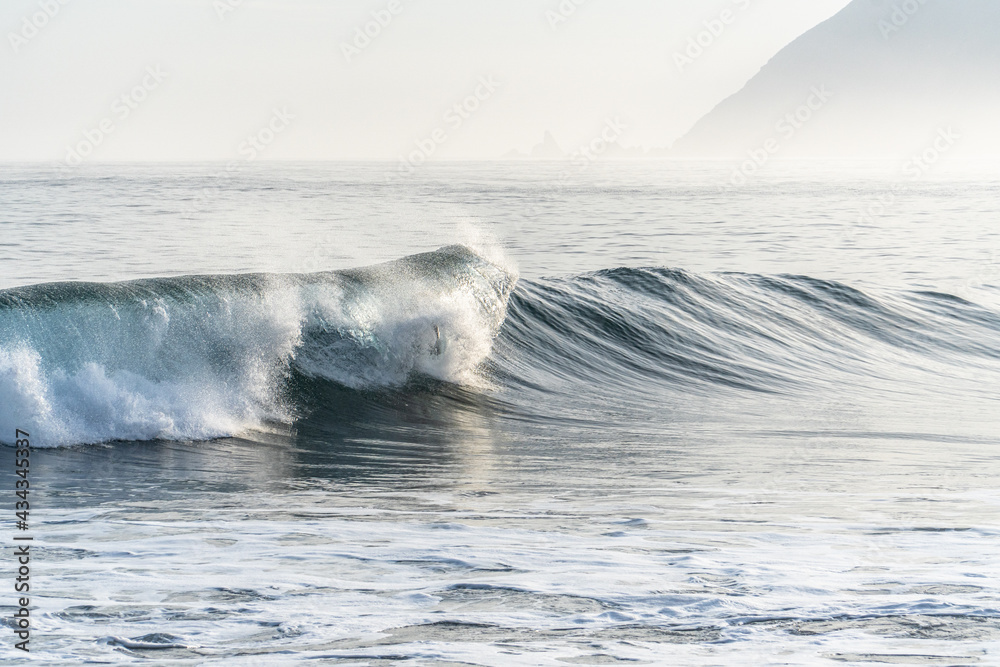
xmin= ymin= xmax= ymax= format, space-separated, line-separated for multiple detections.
xmin=1 ymin=161 xmax=999 ymax=665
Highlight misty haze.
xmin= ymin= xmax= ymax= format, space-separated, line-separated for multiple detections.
xmin=1 ymin=1 xmax=998 ymax=665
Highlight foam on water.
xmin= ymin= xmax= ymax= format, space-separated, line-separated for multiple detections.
xmin=2 ymin=164 xmax=999 ymax=665
xmin=0 ymin=245 xmax=516 ymax=446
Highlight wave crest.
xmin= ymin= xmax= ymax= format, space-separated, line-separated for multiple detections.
xmin=0 ymin=246 xmax=516 ymax=446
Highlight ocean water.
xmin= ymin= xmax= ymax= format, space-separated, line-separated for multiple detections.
xmin=1 ymin=161 xmax=999 ymax=665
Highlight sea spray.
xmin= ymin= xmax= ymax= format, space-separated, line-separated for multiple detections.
xmin=0 ymin=246 xmax=516 ymax=446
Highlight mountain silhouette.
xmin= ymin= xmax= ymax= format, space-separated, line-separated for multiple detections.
xmin=671 ymin=0 xmax=1000 ymax=159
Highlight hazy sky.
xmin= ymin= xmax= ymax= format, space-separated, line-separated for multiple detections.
xmin=1 ymin=0 xmax=853 ymax=161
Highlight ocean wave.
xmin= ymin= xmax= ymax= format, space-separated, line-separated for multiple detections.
xmin=497 ymin=267 xmax=1000 ymax=400
xmin=0 ymin=245 xmax=515 ymax=446
xmin=2 ymin=246 xmax=998 ymax=447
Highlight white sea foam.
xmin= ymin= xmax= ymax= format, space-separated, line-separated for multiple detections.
xmin=294 ymin=281 xmax=500 ymax=390
xmin=0 ymin=246 xmax=515 ymax=447
xmin=0 ymin=285 xmax=302 ymax=447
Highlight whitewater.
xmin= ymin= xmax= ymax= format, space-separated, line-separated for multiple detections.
xmin=0 ymin=245 xmax=515 ymax=446
xmin=1 ymin=162 xmax=998 ymax=665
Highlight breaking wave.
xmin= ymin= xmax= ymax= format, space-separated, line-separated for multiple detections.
xmin=0 ymin=245 xmax=515 ymax=446
xmin=2 ymin=245 xmax=999 ymax=447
